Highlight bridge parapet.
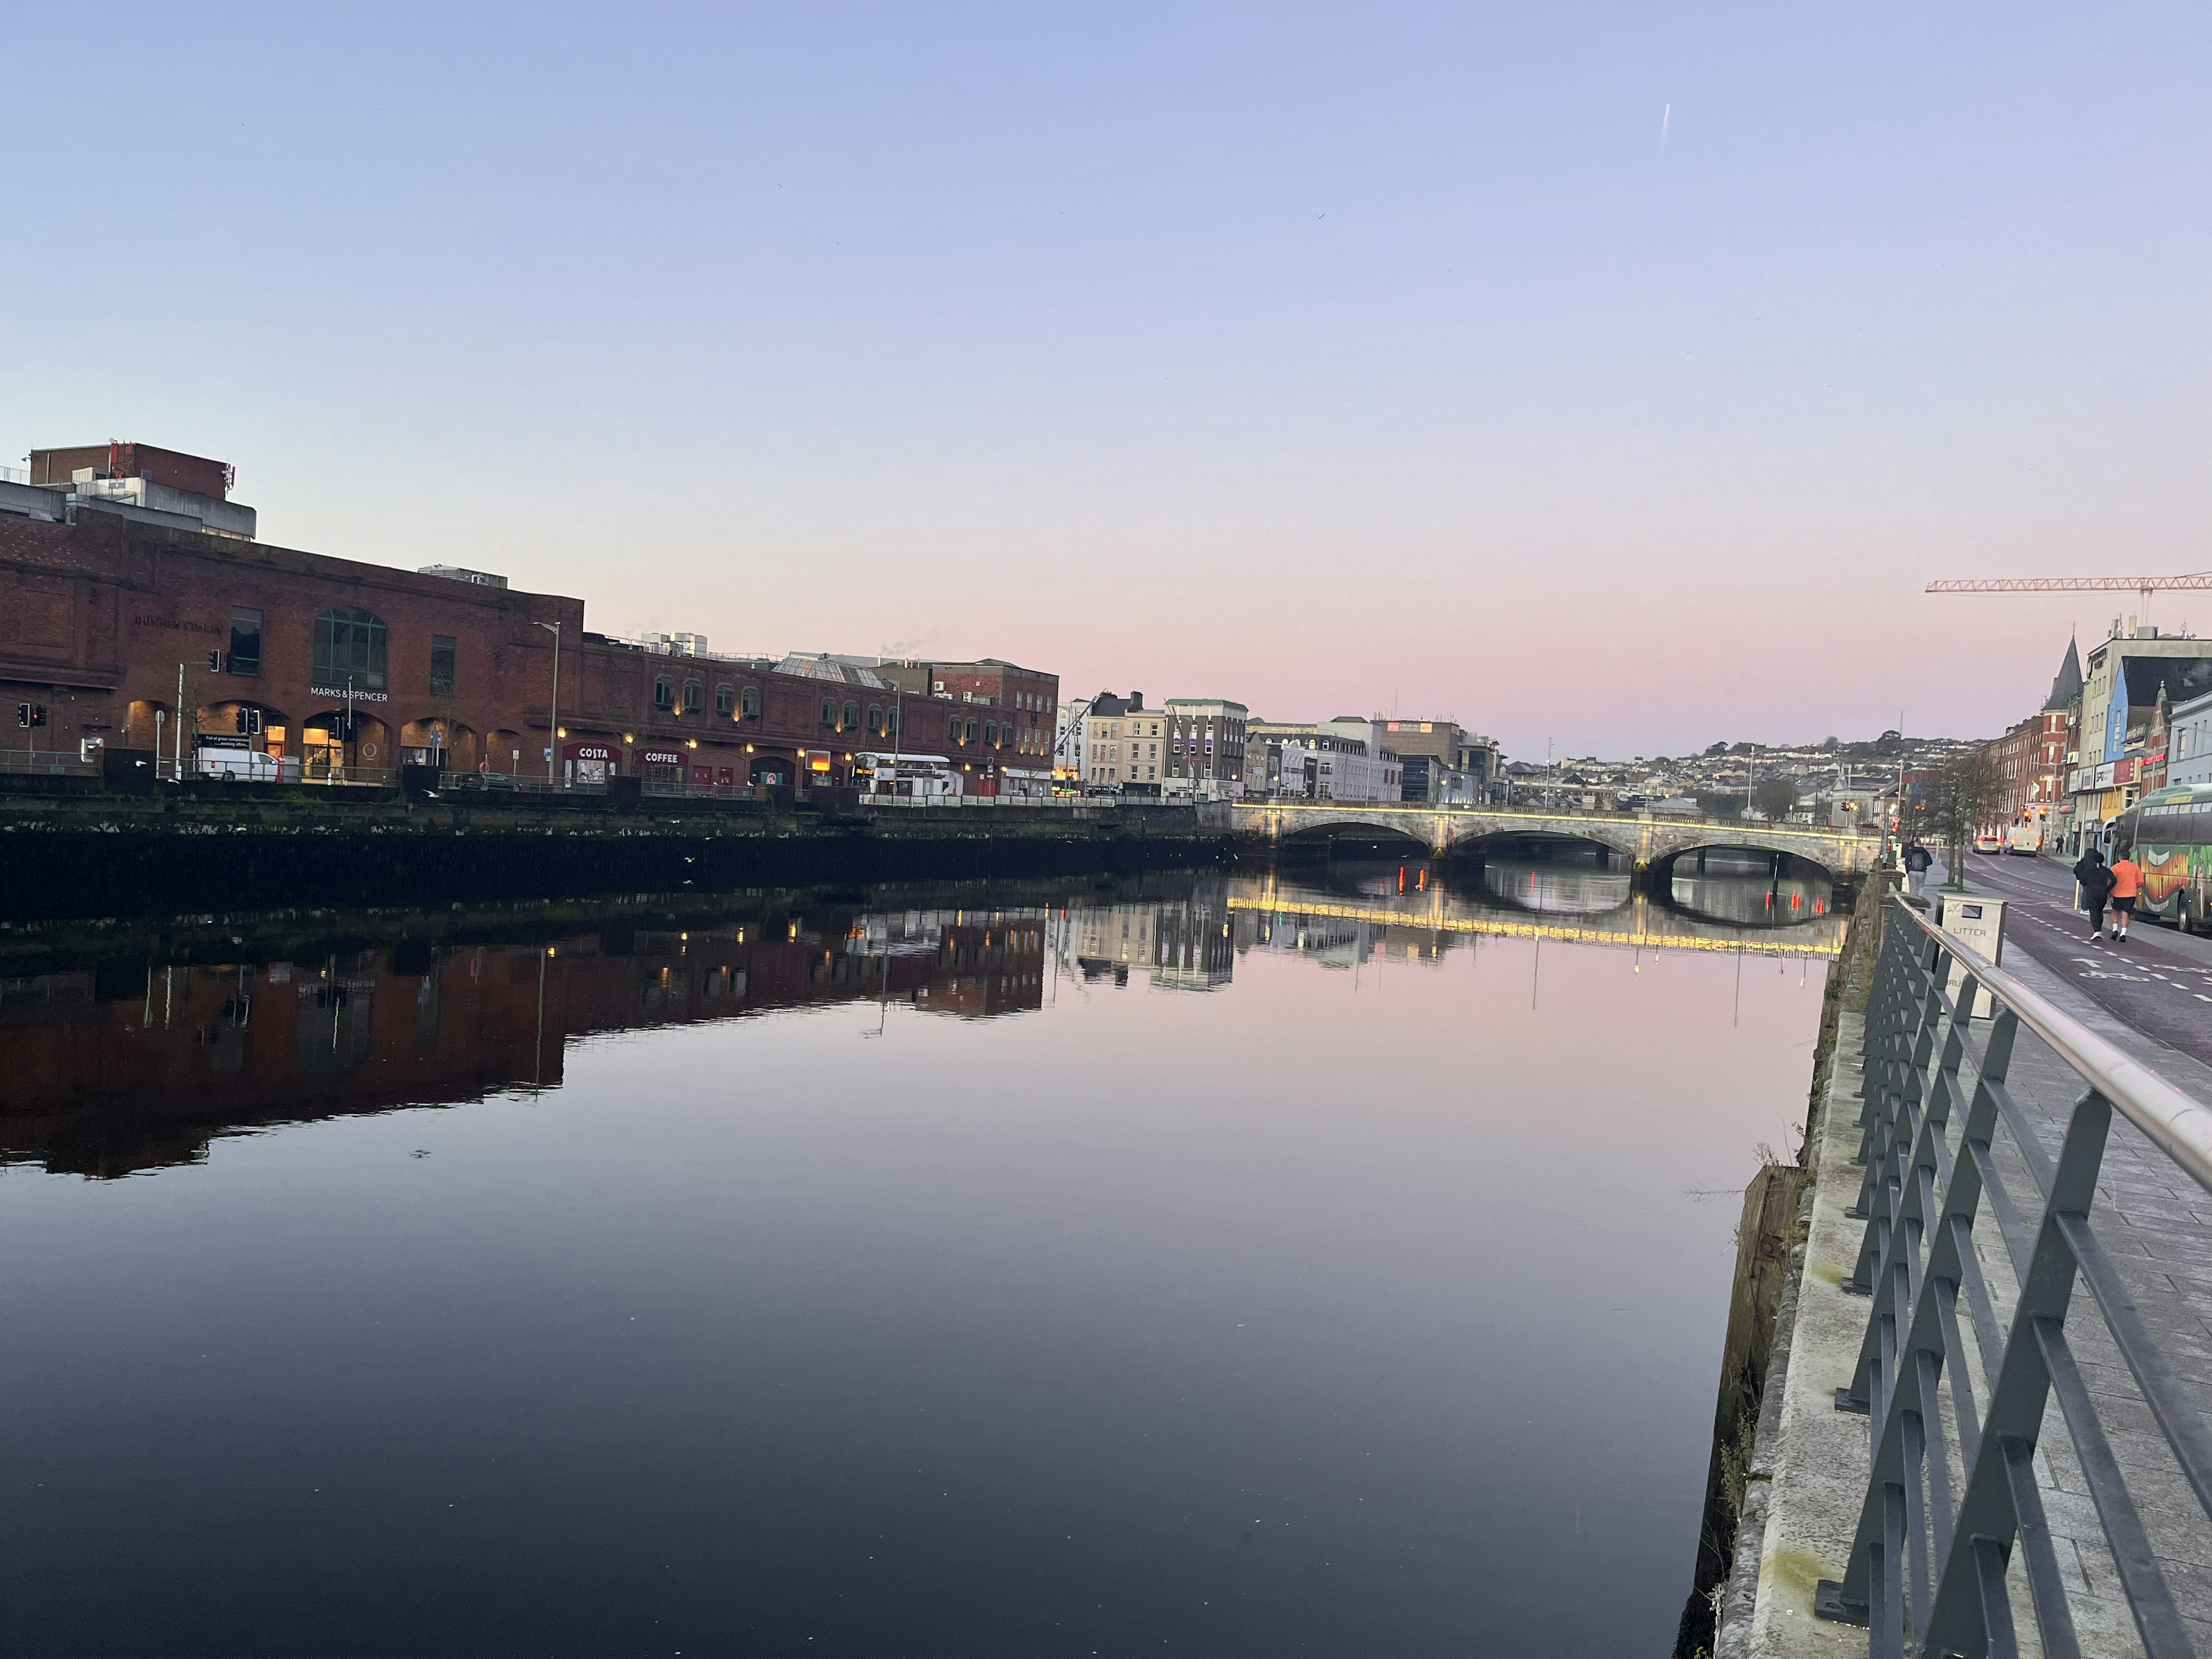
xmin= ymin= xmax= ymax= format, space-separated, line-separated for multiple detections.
xmin=1229 ymin=800 xmax=1882 ymax=878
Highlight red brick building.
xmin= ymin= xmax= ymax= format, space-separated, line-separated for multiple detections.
xmin=0 ymin=448 xmax=1050 ymax=790
xmin=1976 ymin=639 xmax=2081 ymax=835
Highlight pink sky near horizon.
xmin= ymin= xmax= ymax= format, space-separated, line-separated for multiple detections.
xmin=5 ymin=6 xmax=2207 ymax=760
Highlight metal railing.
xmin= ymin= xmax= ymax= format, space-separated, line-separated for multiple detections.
xmin=0 ymin=746 xmax=97 ymax=777
xmin=1823 ymin=895 xmax=2212 ymax=1654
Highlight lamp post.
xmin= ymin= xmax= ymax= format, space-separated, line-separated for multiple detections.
xmin=536 ymin=620 xmax=562 ymax=787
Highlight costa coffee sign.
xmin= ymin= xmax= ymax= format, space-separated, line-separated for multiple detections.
xmin=565 ymin=744 xmax=615 ymax=762
xmin=639 ymin=748 xmax=685 ymax=766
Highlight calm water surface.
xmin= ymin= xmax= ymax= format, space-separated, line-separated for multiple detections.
xmin=1 ymin=864 xmax=1838 ymax=1656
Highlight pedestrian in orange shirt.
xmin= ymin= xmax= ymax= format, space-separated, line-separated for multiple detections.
xmin=2108 ymin=845 xmax=2143 ymax=942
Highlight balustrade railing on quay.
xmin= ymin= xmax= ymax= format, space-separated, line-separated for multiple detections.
xmin=1824 ymin=893 xmax=2212 ymax=1656
xmin=0 ymin=746 xmax=97 ymax=778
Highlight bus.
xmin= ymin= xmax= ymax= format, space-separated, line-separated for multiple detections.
xmin=853 ymin=752 xmax=961 ymax=798
xmin=2109 ymin=784 xmax=2212 ymax=931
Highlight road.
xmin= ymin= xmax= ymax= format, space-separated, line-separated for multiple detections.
xmin=1941 ymin=849 xmax=2212 ymax=1069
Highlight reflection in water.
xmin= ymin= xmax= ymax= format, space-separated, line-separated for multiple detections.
xmin=1481 ymin=857 xmax=1635 ymax=915
xmin=0 ymin=868 xmax=1834 ymax=1656
xmin=1671 ymin=872 xmax=1834 ymax=926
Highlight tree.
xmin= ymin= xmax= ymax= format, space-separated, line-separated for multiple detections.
xmin=1704 ymin=741 xmax=1730 ymax=759
xmin=1922 ymin=752 xmax=2001 ymax=888
xmin=1695 ymin=789 xmax=1741 ymax=820
xmin=1753 ymin=777 xmax=1798 ymax=821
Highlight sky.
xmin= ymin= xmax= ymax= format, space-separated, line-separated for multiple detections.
xmin=5 ymin=4 xmax=2209 ymax=759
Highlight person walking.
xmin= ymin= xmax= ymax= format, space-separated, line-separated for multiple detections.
xmin=2108 ymin=844 xmax=2143 ymax=942
xmin=1902 ymin=840 xmax=1933 ymax=897
xmin=2074 ymin=844 xmax=2115 ymax=941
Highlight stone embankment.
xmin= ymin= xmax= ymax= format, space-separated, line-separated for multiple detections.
xmin=0 ymin=783 xmax=1234 ymax=916
xmin=1675 ymin=885 xmax=1889 ymax=1658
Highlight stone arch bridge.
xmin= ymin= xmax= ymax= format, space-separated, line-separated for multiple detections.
xmin=1231 ymin=801 xmax=1883 ymax=880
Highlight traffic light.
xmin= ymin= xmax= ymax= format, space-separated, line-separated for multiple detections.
xmin=207 ymin=650 xmax=221 ymax=671
xmin=14 ymin=703 xmax=27 ymax=729
xmin=28 ymin=706 xmax=44 ymax=729
xmin=233 ymin=706 xmax=263 ymax=736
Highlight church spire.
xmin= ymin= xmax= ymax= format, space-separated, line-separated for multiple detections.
xmin=2044 ymin=636 xmax=2084 ymax=711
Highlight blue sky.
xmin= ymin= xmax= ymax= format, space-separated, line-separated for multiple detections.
xmin=6 ymin=5 xmax=2207 ymax=756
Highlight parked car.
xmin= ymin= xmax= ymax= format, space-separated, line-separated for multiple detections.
xmin=449 ymin=771 xmax=521 ymax=794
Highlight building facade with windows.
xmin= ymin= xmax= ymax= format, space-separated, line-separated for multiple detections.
xmin=1081 ymin=691 xmax=1164 ymax=790
xmin=1162 ymin=698 xmax=1247 ymax=798
xmin=0 ymin=443 xmax=1024 ymax=791
xmin=1239 ymin=721 xmax=1399 ymax=801
xmin=867 ymin=656 xmax=1059 ymax=795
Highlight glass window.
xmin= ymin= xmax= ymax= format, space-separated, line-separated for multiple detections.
xmin=741 ymin=687 xmax=760 ymax=719
xmin=312 ymin=607 xmax=387 ymax=689
xmin=867 ymin=705 xmax=884 ymax=736
xmin=843 ymin=699 xmax=859 ymax=731
xmin=228 ymin=607 xmax=263 ymax=676
xmin=885 ymin=707 xmax=899 ymax=736
xmin=683 ymin=680 xmax=703 ymax=713
xmin=949 ymin=715 xmax=963 ymax=743
xmin=822 ymin=698 xmax=839 ymax=729
xmin=715 ymin=684 xmax=736 ymax=716
xmin=654 ymin=677 xmax=675 ymax=711
xmin=984 ymin=721 xmax=998 ymax=746
xmin=429 ymin=634 xmax=457 ymax=696
xmin=965 ymin=718 xmax=979 ymax=744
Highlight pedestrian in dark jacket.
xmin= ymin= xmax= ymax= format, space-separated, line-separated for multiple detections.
xmin=2074 ymin=846 xmax=2115 ymax=941
xmin=1902 ymin=842 xmax=1933 ymax=897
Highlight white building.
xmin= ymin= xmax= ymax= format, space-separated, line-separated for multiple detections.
xmin=2170 ymin=689 xmax=2212 ymax=789
xmin=1054 ymin=695 xmax=1093 ymax=781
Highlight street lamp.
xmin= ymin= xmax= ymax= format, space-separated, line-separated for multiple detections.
xmin=535 ymin=620 xmax=562 ymax=787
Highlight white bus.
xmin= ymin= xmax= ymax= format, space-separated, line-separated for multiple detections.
xmin=854 ymin=752 xmax=962 ymax=798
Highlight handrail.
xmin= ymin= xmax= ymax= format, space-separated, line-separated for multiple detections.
xmin=1820 ymin=892 xmax=2212 ymax=1656
xmin=1891 ymin=897 xmax=2212 ymax=1195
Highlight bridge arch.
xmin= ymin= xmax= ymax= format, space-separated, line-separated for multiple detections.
xmin=1231 ymin=802 xmax=1878 ymax=885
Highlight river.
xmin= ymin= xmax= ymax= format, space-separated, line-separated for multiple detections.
xmin=0 ymin=861 xmax=1837 ymax=1656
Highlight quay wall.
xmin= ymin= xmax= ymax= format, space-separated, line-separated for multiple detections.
xmin=1673 ymin=882 xmax=1889 ymax=1657
xmin=0 ymin=790 xmax=1234 ymax=917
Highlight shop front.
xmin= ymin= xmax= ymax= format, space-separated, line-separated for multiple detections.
xmin=562 ymin=739 xmax=621 ymax=787
xmin=638 ymin=745 xmax=687 ymax=787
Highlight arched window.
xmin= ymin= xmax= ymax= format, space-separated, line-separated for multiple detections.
xmin=313 ymin=607 xmax=388 ymax=689
xmin=715 ymin=684 xmax=735 ymax=716
xmin=683 ymin=680 xmax=703 ymax=714
xmin=949 ymin=714 xmax=962 ymax=743
xmin=654 ymin=677 xmax=675 ymax=711
xmin=866 ymin=705 xmax=884 ymax=736
xmin=885 ymin=707 xmax=899 ymax=736
xmin=821 ymin=698 xmax=838 ymax=729
xmin=842 ymin=699 xmax=858 ymax=731
xmin=740 ymin=687 xmax=760 ymax=719
xmin=984 ymin=721 xmax=998 ymax=747
xmin=964 ymin=718 xmax=979 ymax=744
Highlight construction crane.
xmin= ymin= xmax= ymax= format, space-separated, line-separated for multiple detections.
xmin=1927 ymin=573 xmax=2212 ymax=606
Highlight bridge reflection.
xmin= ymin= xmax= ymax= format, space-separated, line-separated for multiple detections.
xmin=1233 ymin=864 xmax=1844 ymax=957
xmin=0 ymin=866 xmax=1840 ymax=1179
